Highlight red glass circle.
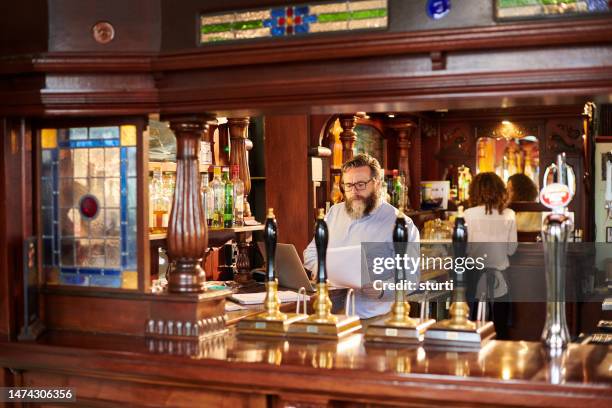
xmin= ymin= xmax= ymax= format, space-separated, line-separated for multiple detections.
xmin=80 ymin=195 xmax=99 ymax=219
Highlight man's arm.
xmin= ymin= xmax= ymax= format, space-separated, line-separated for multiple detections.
xmin=303 ymin=237 xmax=317 ymax=274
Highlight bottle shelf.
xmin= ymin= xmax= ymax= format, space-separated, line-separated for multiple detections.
xmin=148 ymin=162 xmax=211 ymax=173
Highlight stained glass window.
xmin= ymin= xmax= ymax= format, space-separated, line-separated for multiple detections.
xmin=496 ymin=0 xmax=610 ymax=20
xmin=40 ymin=126 xmax=138 ymax=290
xmin=200 ymin=0 xmax=388 ymax=44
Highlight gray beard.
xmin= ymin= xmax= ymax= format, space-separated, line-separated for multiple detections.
xmin=345 ymin=189 xmax=380 ymax=219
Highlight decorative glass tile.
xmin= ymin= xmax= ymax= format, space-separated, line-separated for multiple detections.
xmin=106 ymin=239 xmax=120 ymax=267
xmin=42 ymin=150 xmax=53 ymax=177
xmin=59 ymin=179 xmax=74 ymax=208
xmin=89 ymin=126 xmax=119 ymax=140
xmin=88 ymin=239 xmax=106 ymax=267
xmin=59 ymin=150 xmax=73 ymax=178
xmin=120 ymin=125 xmax=137 ymax=146
xmin=200 ymin=0 xmax=388 ymax=44
xmin=127 ymin=178 xmax=137 ymax=208
xmin=121 ymin=271 xmax=138 ymax=290
xmin=41 ymin=129 xmax=57 ymax=149
xmin=496 ymin=0 xmax=610 ymax=19
xmin=105 ymin=148 xmax=120 ymax=177
xmin=76 ymin=239 xmax=90 ymax=266
xmin=69 ymin=128 xmax=88 ymax=140
xmin=89 ymin=179 xmax=105 ymax=206
xmin=90 ymin=209 xmax=106 ymax=237
xmin=105 ymin=209 xmax=120 ymax=237
xmin=60 ymin=238 xmax=75 ymax=266
xmin=89 ymin=148 xmax=105 ymax=177
xmin=40 ymin=125 xmax=138 ymax=289
xmin=127 ymin=147 xmax=137 ymax=177
xmin=73 ymin=148 xmax=88 ymax=178
xmin=105 ymin=178 xmax=121 ymax=208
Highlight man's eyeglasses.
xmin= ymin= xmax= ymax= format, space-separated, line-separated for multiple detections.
xmin=342 ymin=178 xmax=374 ymax=192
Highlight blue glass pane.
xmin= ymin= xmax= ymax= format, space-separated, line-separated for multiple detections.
xmin=42 ymin=208 xmax=53 ymax=237
xmin=127 ymin=147 xmax=137 ymax=177
xmin=60 ymin=273 xmax=88 ymax=286
xmin=42 ymin=150 xmax=53 ymax=178
xmin=89 ymin=126 xmax=119 ymax=140
xmin=127 ymin=177 xmax=137 ymax=208
xmin=271 ymin=8 xmax=285 ymax=18
xmin=60 ymin=238 xmax=74 ymax=266
xmin=89 ymin=275 xmax=121 ymax=288
xmin=295 ymin=6 xmax=309 ymax=15
xmin=41 ymin=179 xmax=53 ymax=208
xmin=69 ymin=128 xmax=88 ymax=140
xmin=305 ymin=14 xmax=317 ymax=23
xmin=105 ymin=209 xmax=120 ymax=236
xmin=42 ymin=238 xmax=53 ymax=266
xmin=271 ymin=26 xmax=285 ymax=36
xmin=295 ymin=24 xmax=309 ymax=34
xmin=263 ymin=18 xmax=274 ymax=27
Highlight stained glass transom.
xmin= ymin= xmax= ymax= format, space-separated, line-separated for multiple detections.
xmin=200 ymin=0 xmax=388 ymax=44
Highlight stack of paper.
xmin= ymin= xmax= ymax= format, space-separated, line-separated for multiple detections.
xmin=230 ymin=291 xmax=307 ymax=305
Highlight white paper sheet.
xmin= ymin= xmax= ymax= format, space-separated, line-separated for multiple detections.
xmin=326 ymin=245 xmax=363 ymax=288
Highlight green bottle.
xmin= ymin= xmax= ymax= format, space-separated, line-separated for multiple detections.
xmin=223 ymin=167 xmax=234 ymax=228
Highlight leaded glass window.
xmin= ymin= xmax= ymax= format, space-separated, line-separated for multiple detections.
xmin=40 ymin=125 xmax=138 ymax=289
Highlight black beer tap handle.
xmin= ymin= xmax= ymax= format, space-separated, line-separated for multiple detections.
xmin=264 ymin=208 xmax=277 ymax=282
xmin=315 ymin=209 xmax=328 ymax=284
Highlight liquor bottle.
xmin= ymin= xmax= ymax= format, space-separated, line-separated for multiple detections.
xmin=223 ymin=167 xmax=234 ymax=228
xmin=392 ymin=169 xmax=404 ymax=208
xmin=150 ymin=168 xmax=170 ymax=234
xmin=231 ymin=165 xmax=245 ymax=226
xmin=210 ymin=166 xmax=224 ymax=229
xmin=201 ymin=171 xmax=214 ymax=227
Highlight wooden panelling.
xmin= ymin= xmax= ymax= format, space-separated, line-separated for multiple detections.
xmin=265 ymin=116 xmax=310 ymax=259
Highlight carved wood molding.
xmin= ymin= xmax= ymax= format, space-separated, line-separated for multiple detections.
xmin=338 ymin=115 xmax=357 ymax=163
xmin=154 ymin=18 xmax=612 ymax=71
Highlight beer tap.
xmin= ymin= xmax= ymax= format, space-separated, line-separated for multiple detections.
xmin=540 ymin=153 xmax=573 ymax=354
xmin=365 ymin=209 xmax=435 ymax=344
xmin=237 ymin=208 xmax=307 ymax=336
xmin=288 ymin=209 xmax=361 ymax=340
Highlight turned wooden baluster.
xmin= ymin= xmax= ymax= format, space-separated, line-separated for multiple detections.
xmin=339 ymin=115 xmax=357 ymax=164
xmin=206 ymin=118 xmax=218 ymax=167
xmin=228 ymin=117 xmax=252 ymax=217
xmin=166 ymin=116 xmax=209 ymax=293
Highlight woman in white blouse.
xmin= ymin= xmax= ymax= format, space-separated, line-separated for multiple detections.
xmin=463 ymin=172 xmax=517 ymax=339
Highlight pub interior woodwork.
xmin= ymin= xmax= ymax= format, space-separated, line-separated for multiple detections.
xmin=0 ymin=1 xmax=611 ymax=407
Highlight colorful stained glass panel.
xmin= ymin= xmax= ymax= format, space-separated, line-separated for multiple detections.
xmin=40 ymin=125 xmax=139 ymax=289
xmin=496 ymin=0 xmax=610 ymax=19
xmin=200 ymin=0 xmax=387 ymax=44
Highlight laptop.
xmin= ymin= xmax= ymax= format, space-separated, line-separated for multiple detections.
xmin=256 ymin=242 xmax=315 ymax=292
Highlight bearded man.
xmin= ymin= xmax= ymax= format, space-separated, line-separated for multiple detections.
xmin=303 ymin=153 xmax=419 ymax=319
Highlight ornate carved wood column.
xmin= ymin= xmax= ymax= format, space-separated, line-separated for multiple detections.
xmin=339 ymin=115 xmax=357 ymax=164
xmin=206 ymin=118 xmax=218 ymax=166
xmin=389 ymin=121 xmax=415 ymax=209
xmin=166 ymin=116 xmax=209 ymax=293
xmin=228 ymin=117 xmax=252 ymax=217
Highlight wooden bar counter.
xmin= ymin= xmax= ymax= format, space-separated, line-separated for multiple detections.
xmin=0 ymin=330 xmax=610 ymax=407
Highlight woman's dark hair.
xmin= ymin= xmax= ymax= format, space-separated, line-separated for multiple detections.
xmin=468 ymin=172 xmax=508 ymax=215
xmin=508 ymin=173 xmax=538 ymax=202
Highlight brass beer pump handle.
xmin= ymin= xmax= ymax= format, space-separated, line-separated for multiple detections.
xmin=262 ymin=208 xmax=285 ymax=320
xmin=386 ymin=211 xmax=415 ymax=326
xmin=312 ymin=209 xmax=334 ymax=321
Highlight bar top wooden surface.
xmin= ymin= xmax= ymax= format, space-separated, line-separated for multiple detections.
xmin=1 ymin=328 xmax=610 ymax=407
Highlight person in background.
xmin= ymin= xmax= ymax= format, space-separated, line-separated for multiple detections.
xmin=303 ymin=153 xmax=419 ymax=320
xmin=464 ymin=172 xmax=517 ymax=339
xmin=507 ymin=173 xmax=541 ymax=232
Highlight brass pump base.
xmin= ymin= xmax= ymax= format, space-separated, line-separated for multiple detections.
xmin=424 ymin=302 xmax=495 ymax=350
xmin=287 ymin=283 xmax=361 ymax=340
xmin=365 ymin=318 xmax=436 ymax=344
xmin=237 ymin=280 xmax=307 ymax=337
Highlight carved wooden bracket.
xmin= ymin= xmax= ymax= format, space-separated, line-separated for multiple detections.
xmin=165 ymin=115 xmax=210 ymax=293
xmin=205 ymin=118 xmax=218 ymax=167
xmin=228 ymin=117 xmax=252 ymax=217
xmin=431 ymin=51 xmax=446 ymax=71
